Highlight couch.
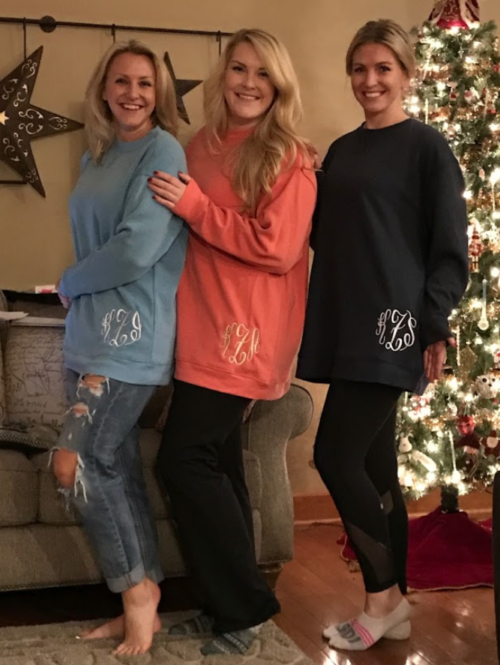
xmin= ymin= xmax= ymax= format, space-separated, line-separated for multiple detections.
xmin=0 ymin=294 xmax=313 ymax=592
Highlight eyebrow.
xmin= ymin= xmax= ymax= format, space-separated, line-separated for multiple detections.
xmin=113 ymin=73 xmax=154 ymax=79
xmin=353 ymin=61 xmax=393 ymax=66
xmin=229 ymin=59 xmax=266 ymax=70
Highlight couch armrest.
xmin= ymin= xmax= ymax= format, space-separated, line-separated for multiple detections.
xmin=243 ymin=384 xmax=313 ymax=564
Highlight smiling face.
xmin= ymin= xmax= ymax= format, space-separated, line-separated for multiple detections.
xmin=223 ymin=41 xmax=276 ymax=129
xmin=350 ymin=43 xmax=409 ymax=128
xmin=103 ymin=52 xmax=156 ymax=141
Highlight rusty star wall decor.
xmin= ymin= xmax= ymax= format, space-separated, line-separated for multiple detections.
xmin=164 ymin=52 xmax=202 ymax=125
xmin=0 ymin=46 xmax=83 ymax=197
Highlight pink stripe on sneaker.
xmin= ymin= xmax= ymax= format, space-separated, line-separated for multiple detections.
xmin=351 ymin=619 xmax=375 ymax=647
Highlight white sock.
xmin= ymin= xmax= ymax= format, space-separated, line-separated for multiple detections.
xmin=328 ymin=598 xmax=411 ymax=651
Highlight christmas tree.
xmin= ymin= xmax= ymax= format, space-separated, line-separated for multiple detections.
xmin=397 ymin=0 xmax=500 ymax=510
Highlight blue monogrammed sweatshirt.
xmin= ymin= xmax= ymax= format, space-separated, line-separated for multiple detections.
xmin=297 ymin=119 xmax=469 ymax=393
xmin=59 ymin=127 xmax=188 ymax=385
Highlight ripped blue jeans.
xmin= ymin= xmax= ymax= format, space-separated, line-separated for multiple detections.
xmin=54 ymin=369 xmax=163 ymax=593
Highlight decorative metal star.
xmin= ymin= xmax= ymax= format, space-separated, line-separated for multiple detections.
xmin=163 ymin=52 xmax=202 ymax=125
xmin=0 ymin=46 xmax=83 ymax=197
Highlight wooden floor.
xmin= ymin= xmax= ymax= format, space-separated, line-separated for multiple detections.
xmin=0 ymin=523 xmax=496 ymax=665
xmin=275 ymin=524 xmax=497 ymax=665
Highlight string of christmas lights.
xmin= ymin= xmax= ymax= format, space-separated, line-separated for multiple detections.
xmin=397 ymin=17 xmax=500 ymax=505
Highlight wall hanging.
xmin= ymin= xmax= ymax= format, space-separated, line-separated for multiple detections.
xmin=0 ymin=46 xmax=83 ymax=197
xmin=0 ymin=16 xmax=231 ymax=196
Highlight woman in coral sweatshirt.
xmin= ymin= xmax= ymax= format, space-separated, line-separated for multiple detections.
xmin=148 ymin=28 xmax=316 ymax=657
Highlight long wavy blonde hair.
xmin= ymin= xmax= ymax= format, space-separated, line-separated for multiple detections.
xmin=84 ymin=40 xmax=178 ymax=162
xmin=204 ymin=28 xmax=310 ymax=212
xmin=346 ymin=19 xmax=416 ymax=78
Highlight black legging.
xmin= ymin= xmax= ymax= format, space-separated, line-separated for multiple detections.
xmin=157 ymin=380 xmax=280 ymax=633
xmin=314 ymin=379 xmax=408 ymax=594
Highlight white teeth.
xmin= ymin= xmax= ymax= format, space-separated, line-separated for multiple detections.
xmin=237 ymin=94 xmax=258 ymax=100
xmin=122 ymin=104 xmax=141 ymax=110
xmin=365 ymin=92 xmax=382 ymax=98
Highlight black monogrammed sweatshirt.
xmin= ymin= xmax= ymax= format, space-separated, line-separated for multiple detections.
xmin=297 ymin=118 xmax=469 ymax=393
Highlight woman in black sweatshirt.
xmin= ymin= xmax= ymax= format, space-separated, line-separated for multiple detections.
xmin=297 ymin=19 xmax=468 ymax=651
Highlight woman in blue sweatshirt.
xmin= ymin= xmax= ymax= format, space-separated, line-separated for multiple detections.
xmin=53 ymin=41 xmax=187 ymax=656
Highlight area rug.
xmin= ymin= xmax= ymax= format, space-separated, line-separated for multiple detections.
xmin=0 ymin=612 xmax=314 ymax=665
xmin=339 ymin=507 xmax=493 ymax=591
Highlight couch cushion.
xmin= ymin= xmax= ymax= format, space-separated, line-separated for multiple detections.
xmin=4 ymin=325 xmax=67 ymax=429
xmin=33 ymin=428 xmax=263 ymax=526
xmin=0 ymin=423 xmax=59 ymax=454
xmin=0 ymin=295 xmax=6 ymax=426
xmin=0 ymin=449 xmax=38 ymax=526
xmin=32 ymin=451 xmax=81 ymax=526
xmin=0 ymin=344 xmax=5 ymax=427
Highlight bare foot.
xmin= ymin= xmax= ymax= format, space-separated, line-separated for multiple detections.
xmin=113 ymin=578 xmax=161 ymax=656
xmin=80 ymin=612 xmax=161 ymax=640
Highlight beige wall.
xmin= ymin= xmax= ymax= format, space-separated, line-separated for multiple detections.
xmin=1 ymin=0 xmax=499 ymax=493
xmin=0 ymin=0 xmax=429 ymax=290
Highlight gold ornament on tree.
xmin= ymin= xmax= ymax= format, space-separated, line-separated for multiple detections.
xmin=456 ymin=345 xmax=477 ymax=381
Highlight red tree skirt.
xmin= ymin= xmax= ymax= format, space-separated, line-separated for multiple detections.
xmin=339 ymin=508 xmax=493 ymax=591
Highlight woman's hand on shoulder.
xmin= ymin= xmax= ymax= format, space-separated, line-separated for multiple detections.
xmin=148 ymin=171 xmax=192 ymax=210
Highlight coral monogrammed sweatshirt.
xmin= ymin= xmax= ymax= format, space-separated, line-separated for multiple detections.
xmin=172 ymin=127 xmax=317 ymax=400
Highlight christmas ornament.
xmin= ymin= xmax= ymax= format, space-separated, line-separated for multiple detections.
xmin=478 ymin=279 xmax=489 ymax=330
xmin=456 ymin=345 xmax=477 ymax=380
xmin=163 ymin=52 xmax=202 ymax=125
xmin=0 ymin=47 xmax=83 ymax=196
xmin=457 ymin=414 xmax=475 ymax=436
xmin=464 ymin=88 xmax=480 ymax=103
xmin=456 ymin=414 xmax=481 ymax=450
xmin=398 ymin=465 xmax=415 ymax=488
xmin=482 ymin=430 xmax=500 ymax=457
xmin=468 ymin=224 xmax=483 ymax=272
xmin=398 ymin=436 xmax=413 ymax=453
xmin=473 ymin=373 xmax=500 ymax=399
xmin=429 ymin=0 xmax=480 ymax=30
xmin=412 ymin=450 xmax=438 ymax=472
xmin=460 ymin=452 xmax=480 ymax=477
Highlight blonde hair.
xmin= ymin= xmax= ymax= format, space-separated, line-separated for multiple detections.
xmin=346 ymin=19 xmax=416 ymax=78
xmin=204 ymin=28 xmax=310 ymax=212
xmin=84 ymin=40 xmax=178 ymax=162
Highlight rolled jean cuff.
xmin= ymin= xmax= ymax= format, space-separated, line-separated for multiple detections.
xmin=147 ymin=564 xmax=165 ymax=586
xmin=106 ymin=561 xmax=147 ymax=593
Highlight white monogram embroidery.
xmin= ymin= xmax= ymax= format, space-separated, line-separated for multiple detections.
xmin=101 ymin=309 xmax=142 ymax=347
xmin=222 ymin=323 xmax=260 ymax=365
xmin=376 ymin=309 xmax=416 ymax=352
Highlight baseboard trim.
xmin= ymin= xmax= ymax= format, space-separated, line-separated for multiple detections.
xmin=293 ymin=489 xmax=493 ymax=525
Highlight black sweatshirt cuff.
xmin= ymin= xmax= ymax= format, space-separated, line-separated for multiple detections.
xmin=420 ymin=314 xmax=452 ymax=350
